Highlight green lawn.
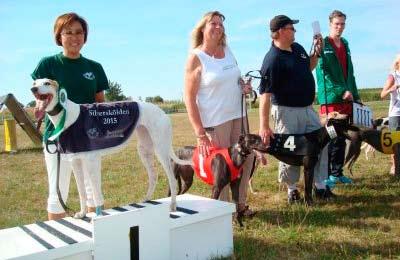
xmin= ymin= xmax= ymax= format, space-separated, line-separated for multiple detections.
xmin=1 ymin=101 xmax=399 ymax=259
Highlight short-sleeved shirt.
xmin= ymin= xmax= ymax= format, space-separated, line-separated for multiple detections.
xmin=31 ymin=53 xmax=109 ymax=104
xmin=31 ymin=52 xmax=109 ymax=137
xmin=259 ymin=42 xmax=315 ymax=107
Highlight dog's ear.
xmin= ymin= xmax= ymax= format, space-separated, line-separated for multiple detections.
xmin=238 ymin=134 xmax=245 ymax=144
xmin=49 ymin=79 xmax=59 ymax=89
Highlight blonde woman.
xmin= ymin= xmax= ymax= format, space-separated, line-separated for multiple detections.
xmin=380 ymin=54 xmax=400 ymax=175
xmin=184 ymin=11 xmax=255 ymax=216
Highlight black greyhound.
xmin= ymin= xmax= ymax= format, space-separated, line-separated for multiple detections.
xmin=253 ymin=113 xmax=350 ymax=205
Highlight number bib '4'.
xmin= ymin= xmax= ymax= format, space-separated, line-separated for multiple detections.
xmin=268 ymin=133 xmax=320 ymax=156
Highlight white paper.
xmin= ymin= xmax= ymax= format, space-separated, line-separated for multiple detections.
xmin=312 ymin=21 xmax=321 ymax=36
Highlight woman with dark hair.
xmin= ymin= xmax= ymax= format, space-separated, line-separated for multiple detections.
xmin=32 ymin=12 xmax=109 ymax=220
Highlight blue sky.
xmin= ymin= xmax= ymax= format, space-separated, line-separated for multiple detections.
xmin=1 ymin=0 xmax=399 ymax=105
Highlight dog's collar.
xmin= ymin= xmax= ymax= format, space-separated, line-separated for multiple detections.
xmin=47 ymin=103 xmax=64 ymax=116
xmin=325 ymin=125 xmax=337 ymax=139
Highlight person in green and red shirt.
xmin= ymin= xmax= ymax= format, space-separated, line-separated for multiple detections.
xmin=316 ymin=10 xmax=360 ymax=190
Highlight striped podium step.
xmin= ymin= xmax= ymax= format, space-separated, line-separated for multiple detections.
xmin=0 ymin=194 xmax=235 ymax=260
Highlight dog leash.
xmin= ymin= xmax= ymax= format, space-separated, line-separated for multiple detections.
xmin=240 ymin=70 xmax=262 ymax=135
xmin=44 ymin=137 xmax=70 ymax=214
xmin=56 ymin=146 xmax=70 ymax=213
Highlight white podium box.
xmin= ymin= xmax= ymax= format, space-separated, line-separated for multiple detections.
xmin=159 ymin=194 xmax=235 ymax=260
xmin=0 ymin=194 xmax=235 ymax=260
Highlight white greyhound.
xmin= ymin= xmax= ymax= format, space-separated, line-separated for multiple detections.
xmin=31 ymin=78 xmax=189 ymax=218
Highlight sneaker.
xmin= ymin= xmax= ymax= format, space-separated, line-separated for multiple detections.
xmin=338 ymin=175 xmax=353 ymax=184
xmin=288 ymin=190 xmax=302 ymax=204
xmin=324 ymin=177 xmax=336 ymax=190
xmin=314 ymin=186 xmax=336 ymax=200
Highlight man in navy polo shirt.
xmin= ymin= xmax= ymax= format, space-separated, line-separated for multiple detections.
xmin=258 ymin=15 xmax=334 ymax=203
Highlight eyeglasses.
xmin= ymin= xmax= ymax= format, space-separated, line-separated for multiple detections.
xmin=282 ymin=26 xmax=296 ymax=32
xmin=61 ymin=30 xmax=84 ymax=37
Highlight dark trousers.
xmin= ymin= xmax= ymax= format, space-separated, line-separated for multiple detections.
xmin=328 ymin=136 xmax=346 ymax=177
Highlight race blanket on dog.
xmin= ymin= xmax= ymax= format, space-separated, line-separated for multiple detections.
xmin=192 ymin=147 xmax=242 ymax=185
xmin=57 ymin=102 xmax=139 ymax=153
xmin=381 ymin=130 xmax=400 ymax=154
xmin=267 ymin=133 xmax=319 ymax=156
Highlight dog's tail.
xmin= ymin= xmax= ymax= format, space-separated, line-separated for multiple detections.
xmin=170 ymin=147 xmax=193 ymax=166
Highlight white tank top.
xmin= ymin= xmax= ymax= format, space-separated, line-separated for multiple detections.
xmin=192 ymin=46 xmax=242 ymax=127
xmin=389 ymin=71 xmax=400 ymax=117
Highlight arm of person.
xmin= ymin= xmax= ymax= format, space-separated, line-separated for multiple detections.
xmin=316 ymin=56 xmax=348 ymax=103
xmin=184 ymin=54 xmax=204 ymax=137
xmin=346 ymin=74 xmax=361 ymax=102
xmin=95 ymin=91 xmax=105 ymax=103
xmin=380 ymin=74 xmax=396 ymax=99
xmin=184 ymin=53 xmax=212 ymax=155
xmin=259 ymin=93 xmax=273 ymax=146
xmin=310 ymin=35 xmax=323 ymax=70
xmin=310 ymin=54 xmax=319 ymax=71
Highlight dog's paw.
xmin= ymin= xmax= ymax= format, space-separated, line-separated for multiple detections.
xmin=304 ymin=199 xmax=314 ymax=207
xmin=74 ymin=211 xmax=87 ymax=219
xmin=234 ymin=212 xmax=245 ymax=228
xmin=170 ymin=202 xmax=177 ymax=212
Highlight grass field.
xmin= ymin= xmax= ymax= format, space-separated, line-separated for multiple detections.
xmin=1 ymin=101 xmax=400 ymax=259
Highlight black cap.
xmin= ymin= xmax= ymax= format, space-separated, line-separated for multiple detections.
xmin=270 ymin=15 xmax=299 ymax=32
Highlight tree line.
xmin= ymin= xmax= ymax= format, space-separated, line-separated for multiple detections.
xmin=25 ymin=81 xmax=385 ymax=108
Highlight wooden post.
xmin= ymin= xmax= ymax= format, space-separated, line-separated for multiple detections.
xmin=4 ymin=119 xmax=17 ymax=152
xmin=0 ymin=94 xmax=42 ymax=146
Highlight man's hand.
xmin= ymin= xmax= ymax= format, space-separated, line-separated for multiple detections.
xmin=342 ymin=91 xmax=354 ymax=101
xmin=259 ymin=126 xmax=274 ymax=147
xmin=313 ymin=33 xmax=323 ymax=57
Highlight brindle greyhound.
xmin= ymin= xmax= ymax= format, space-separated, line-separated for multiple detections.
xmin=173 ymin=113 xmax=350 ymax=225
xmin=170 ymin=134 xmax=260 ymax=227
xmin=345 ymin=121 xmax=400 ymax=177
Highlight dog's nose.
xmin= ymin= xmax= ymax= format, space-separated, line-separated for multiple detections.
xmin=31 ymin=87 xmax=38 ymax=93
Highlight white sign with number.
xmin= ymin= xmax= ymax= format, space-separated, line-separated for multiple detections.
xmin=352 ymin=103 xmax=373 ymax=128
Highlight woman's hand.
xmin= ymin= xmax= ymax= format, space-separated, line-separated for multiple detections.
xmin=239 ymin=78 xmax=252 ymax=95
xmin=197 ymin=134 xmax=212 ymax=157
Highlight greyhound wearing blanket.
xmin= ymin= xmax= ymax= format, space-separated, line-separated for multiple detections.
xmin=31 ymin=78 xmax=189 ymax=218
xmin=345 ymin=124 xmax=400 ymax=177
